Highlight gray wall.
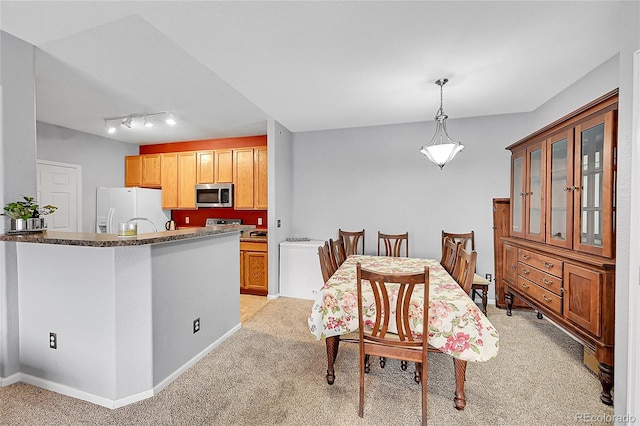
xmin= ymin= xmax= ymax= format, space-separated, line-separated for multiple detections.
xmin=1 ymin=31 xmax=37 ymax=378
xmin=268 ymin=119 xmax=293 ymax=298
xmin=290 ymin=113 xmax=530 ymax=298
xmin=612 ymin=0 xmax=640 ymax=415
xmin=36 ymin=121 xmax=139 ymax=233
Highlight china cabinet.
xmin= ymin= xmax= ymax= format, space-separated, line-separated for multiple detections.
xmin=503 ymin=89 xmax=617 ymax=406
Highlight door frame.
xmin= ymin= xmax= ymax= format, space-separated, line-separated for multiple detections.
xmin=36 ymin=159 xmax=83 ymax=232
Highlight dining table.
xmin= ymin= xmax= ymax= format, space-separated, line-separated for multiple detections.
xmin=308 ymin=254 xmax=500 ymax=410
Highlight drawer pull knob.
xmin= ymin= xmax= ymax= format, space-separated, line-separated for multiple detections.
xmin=542 ymin=294 xmax=552 ymax=302
xmin=543 ymin=262 xmax=554 ymax=269
xmin=542 ymin=278 xmax=553 ymax=285
xmin=522 ymin=255 xmax=531 ymax=260
xmin=522 ymin=269 xmax=530 ymax=275
xmin=521 ymin=282 xmax=530 ymax=289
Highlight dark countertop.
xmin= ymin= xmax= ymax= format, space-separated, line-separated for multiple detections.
xmin=0 ymin=225 xmax=255 ymax=248
xmin=240 ymin=229 xmax=267 ymax=243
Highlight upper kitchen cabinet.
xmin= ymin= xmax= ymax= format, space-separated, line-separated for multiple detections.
xmin=125 ymin=154 xmax=161 ymax=188
xmin=125 ymin=156 xmax=142 ymax=187
xmin=197 ymin=149 xmax=234 ymax=184
xmin=233 ymin=147 xmax=267 ymax=210
xmin=196 ymin=151 xmax=215 ymax=184
xmin=161 ymin=152 xmax=197 ymax=209
xmin=508 ymin=91 xmax=617 ymax=258
xmin=215 ymin=149 xmax=233 ymax=183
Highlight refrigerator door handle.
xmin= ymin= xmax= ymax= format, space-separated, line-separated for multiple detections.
xmin=106 ymin=208 xmax=115 ymax=234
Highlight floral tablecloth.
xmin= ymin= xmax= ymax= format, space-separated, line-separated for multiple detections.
xmin=308 ymin=255 xmax=499 ymax=362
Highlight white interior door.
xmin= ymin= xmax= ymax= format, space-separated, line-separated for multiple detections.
xmin=36 ymin=160 xmax=82 ymax=232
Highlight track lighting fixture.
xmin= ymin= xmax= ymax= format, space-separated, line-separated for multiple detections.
xmin=103 ymin=111 xmax=176 ymax=134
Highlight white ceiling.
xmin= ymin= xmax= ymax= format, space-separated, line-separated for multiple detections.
xmin=0 ymin=1 xmax=622 ymax=145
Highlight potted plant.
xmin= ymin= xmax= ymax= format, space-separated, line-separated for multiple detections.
xmin=3 ymin=196 xmax=57 ymax=232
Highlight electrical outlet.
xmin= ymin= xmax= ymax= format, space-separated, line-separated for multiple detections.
xmin=49 ymin=332 xmax=57 ymax=349
xmin=257 ymin=218 xmax=263 ymax=226
xmin=193 ymin=318 xmax=200 ymax=334
xmin=485 ymin=273 xmax=492 ymax=282
xmin=185 ymin=217 xmax=190 ymax=224
xmin=277 ymin=219 xmax=281 ymax=228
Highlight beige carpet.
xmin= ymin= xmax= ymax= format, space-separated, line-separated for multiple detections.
xmin=0 ymin=298 xmax=614 ymax=425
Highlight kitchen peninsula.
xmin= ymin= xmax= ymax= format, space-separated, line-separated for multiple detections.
xmin=0 ymin=225 xmax=253 ymax=408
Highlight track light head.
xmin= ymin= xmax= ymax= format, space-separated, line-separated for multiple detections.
xmin=121 ymin=116 xmax=133 ymax=128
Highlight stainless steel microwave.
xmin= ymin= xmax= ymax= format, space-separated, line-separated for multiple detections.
xmin=195 ymin=183 xmax=233 ymax=208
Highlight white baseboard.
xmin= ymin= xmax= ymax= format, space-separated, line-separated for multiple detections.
xmin=1 ymin=323 xmax=243 ymax=409
xmin=0 ymin=372 xmax=20 ymax=387
xmin=17 ymin=373 xmax=152 ymax=409
xmin=153 ymin=323 xmax=242 ymax=396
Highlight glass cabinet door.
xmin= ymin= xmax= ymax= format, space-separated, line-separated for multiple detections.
xmin=511 ymin=151 xmax=525 ymax=238
xmin=547 ymin=130 xmax=574 ymax=249
xmin=525 ymin=143 xmax=545 ymax=242
xmin=573 ymin=111 xmax=615 ymax=257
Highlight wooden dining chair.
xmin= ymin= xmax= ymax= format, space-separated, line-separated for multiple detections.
xmin=338 ymin=228 xmax=365 ymax=255
xmin=317 ymin=241 xmax=336 ymax=283
xmin=441 ymin=230 xmax=488 ymax=315
xmin=377 ymin=231 xmax=409 ymax=257
xmin=451 ymin=246 xmax=477 ymax=294
xmin=329 ymin=236 xmax=347 ymax=269
xmin=441 ymin=230 xmax=474 ymax=252
xmin=440 ymin=236 xmax=460 ymax=275
xmin=356 ymin=263 xmax=429 ymax=425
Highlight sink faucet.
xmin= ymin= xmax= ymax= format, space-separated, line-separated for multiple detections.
xmin=126 ymin=217 xmax=157 ymax=232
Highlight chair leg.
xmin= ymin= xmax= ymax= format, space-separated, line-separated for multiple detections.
xmin=481 ymin=289 xmax=488 ymax=316
xmin=364 ymin=354 xmax=370 ymax=374
xmin=359 ymin=350 xmax=365 ymax=418
xmin=421 ymin=359 xmax=428 ymax=426
xmin=414 ymin=362 xmax=421 ymax=383
xmin=379 ymin=356 xmax=386 ymax=368
xmin=401 ymin=360 xmax=408 ymax=371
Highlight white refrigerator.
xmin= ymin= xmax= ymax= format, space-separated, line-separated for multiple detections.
xmin=96 ymin=187 xmax=170 ymax=234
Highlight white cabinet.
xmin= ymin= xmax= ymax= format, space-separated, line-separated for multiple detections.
xmin=279 ymin=240 xmax=325 ymax=300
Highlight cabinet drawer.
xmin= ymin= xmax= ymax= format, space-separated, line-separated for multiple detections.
xmin=519 ymin=249 xmax=563 ymax=278
xmin=518 ymin=264 xmax=563 ymax=296
xmin=517 ymin=276 xmax=563 ymax=315
xmin=240 ymin=242 xmax=267 ymax=252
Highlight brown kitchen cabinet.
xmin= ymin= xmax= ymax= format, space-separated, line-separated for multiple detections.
xmin=125 ymin=155 xmax=142 ymax=187
xmin=240 ymin=241 xmax=268 ymax=295
xmin=196 ymin=150 xmax=215 ymax=184
xmin=503 ymin=90 xmax=617 ymax=406
xmin=215 ymin=149 xmax=233 ymax=183
xmin=125 ymin=154 xmax=161 ymax=188
xmin=160 ymin=152 xmax=197 ymax=209
xmin=233 ymin=147 xmax=267 ymax=210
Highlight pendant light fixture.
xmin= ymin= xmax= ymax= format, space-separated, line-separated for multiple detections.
xmin=419 ymin=78 xmax=464 ymax=169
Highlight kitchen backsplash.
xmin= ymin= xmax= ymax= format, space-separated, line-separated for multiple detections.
xmin=171 ymin=208 xmax=266 ymax=229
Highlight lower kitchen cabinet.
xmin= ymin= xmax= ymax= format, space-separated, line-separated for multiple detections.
xmin=240 ymin=241 xmax=268 ymax=295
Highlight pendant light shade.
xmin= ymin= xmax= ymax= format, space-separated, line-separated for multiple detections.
xmin=419 ymin=78 xmax=464 ymax=169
